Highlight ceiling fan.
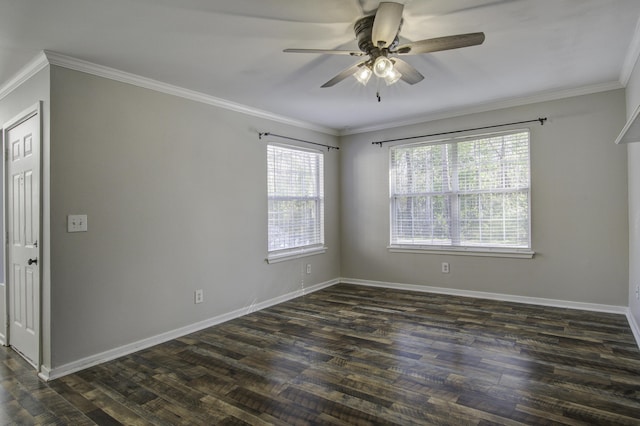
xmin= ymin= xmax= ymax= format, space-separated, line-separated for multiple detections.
xmin=284 ymin=2 xmax=485 ymax=89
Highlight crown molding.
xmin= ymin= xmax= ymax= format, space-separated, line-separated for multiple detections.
xmin=3 ymin=50 xmax=628 ymax=138
xmin=620 ymin=16 xmax=640 ymax=87
xmin=0 ymin=51 xmax=49 ymax=101
xmin=43 ymin=51 xmax=337 ymax=135
xmin=22 ymin=50 xmax=335 ymax=136
xmin=340 ymin=80 xmax=624 ymax=136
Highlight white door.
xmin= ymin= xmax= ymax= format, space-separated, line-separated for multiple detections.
xmin=5 ymin=106 xmax=40 ymax=368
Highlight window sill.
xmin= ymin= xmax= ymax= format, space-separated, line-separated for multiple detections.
xmin=388 ymin=245 xmax=535 ymax=259
xmin=266 ymin=246 xmax=327 ymax=264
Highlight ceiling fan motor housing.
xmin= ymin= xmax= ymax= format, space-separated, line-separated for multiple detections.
xmin=354 ymin=15 xmax=400 ymax=59
xmin=283 ymin=2 xmax=484 ymax=88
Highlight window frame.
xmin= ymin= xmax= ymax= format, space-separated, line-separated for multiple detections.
xmin=266 ymin=143 xmax=326 ymax=263
xmin=388 ymin=129 xmax=534 ymax=259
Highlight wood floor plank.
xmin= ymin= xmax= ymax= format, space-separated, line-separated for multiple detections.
xmin=1 ymin=283 xmax=640 ymax=425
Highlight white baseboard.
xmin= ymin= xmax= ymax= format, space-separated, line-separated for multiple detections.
xmin=40 ymin=278 xmax=339 ymax=381
xmin=39 ymin=277 xmax=640 ymax=380
xmin=342 ymin=278 xmax=640 ymax=348
xmin=341 ymin=278 xmax=628 ymax=314
xmin=38 ymin=366 xmax=52 ymax=382
xmin=340 ymin=278 xmax=628 ymax=314
xmin=627 ymin=311 xmax=640 ymax=350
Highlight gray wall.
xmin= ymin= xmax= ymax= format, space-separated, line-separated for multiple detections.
xmin=625 ymin=59 xmax=640 ymax=326
xmin=48 ymin=66 xmax=340 ymax=368
xmin=340 ymin=90 xmax=629 ymax=306
xmin=1 ymin=62 xmax=634 ymax=372
xmin=0 ymin=66 xmax=51 ymax=365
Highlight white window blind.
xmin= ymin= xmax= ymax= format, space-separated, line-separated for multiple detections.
xmin=268 ymin=144 xmax=324 ymax=256
xmin=390 ymin=130 xmax=531 ymax=250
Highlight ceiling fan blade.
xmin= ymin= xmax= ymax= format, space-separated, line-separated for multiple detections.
xmin=284 ymin=48 xmax=364 ymax=56
xmin=321 ymin=60 xmax=367 ymax=88
xmin=371 ymin=2 xmax=404 ymax=48
xmin=395 ymin=32 xmax=485 ymax=55
xmin=391 ymin=58 xmax=424 ymax=85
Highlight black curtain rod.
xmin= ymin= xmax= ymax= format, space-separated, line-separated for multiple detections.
xmin=371 ymin=117 xmax=547 ymax=147
xmin=259 ymin=132 xmax=339 ymax=151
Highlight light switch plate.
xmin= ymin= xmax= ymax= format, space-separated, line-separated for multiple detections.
xmin=68 ymin=215 xmax=88 ymax=232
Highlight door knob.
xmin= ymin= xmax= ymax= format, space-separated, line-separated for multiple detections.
xmin=28 ymin=258 xmax=37 ymax=265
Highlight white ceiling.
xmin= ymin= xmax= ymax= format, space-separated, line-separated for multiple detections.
xmin=1 ymin=0 xmax=640 ymax=133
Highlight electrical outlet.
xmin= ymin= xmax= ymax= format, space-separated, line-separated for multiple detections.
xmin=194 ymin=289 xmax=204 ymax=304
xmin=441 ymin=262 xmax=450 ymax=273
xmin=306 ymin=264 xmax=311 ymax=274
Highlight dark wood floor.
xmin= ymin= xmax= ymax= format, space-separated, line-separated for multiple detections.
xmin=1 ymin=283 xmax=640 ymax=425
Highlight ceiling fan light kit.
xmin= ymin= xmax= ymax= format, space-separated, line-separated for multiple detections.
xmin=384 ymin=66 xmax=402 ymax=86
xmin=373 ymin=56 xmax=393 ymax=78
xmin=284 ymin=1 xmax=485 ymax=97
xmin=354 ymin=65 xmax=373 ymax=85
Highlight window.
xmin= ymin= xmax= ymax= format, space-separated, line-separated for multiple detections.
xmin=389 ymin=129 xmax=531 ymax=255
xmin=267 ymin=144 xmax=324 ymax=261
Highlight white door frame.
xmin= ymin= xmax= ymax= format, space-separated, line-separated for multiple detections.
xmin=2 ymin=101 xmax=42 ymax=370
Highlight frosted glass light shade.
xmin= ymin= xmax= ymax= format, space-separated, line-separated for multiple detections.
xmin=354 ymin=66 xmax=372 ymax=85
xmin=385 ymin=67 xmax=402 ymax=85
xmin=373 ymin=56 xmax=393 ymax=78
